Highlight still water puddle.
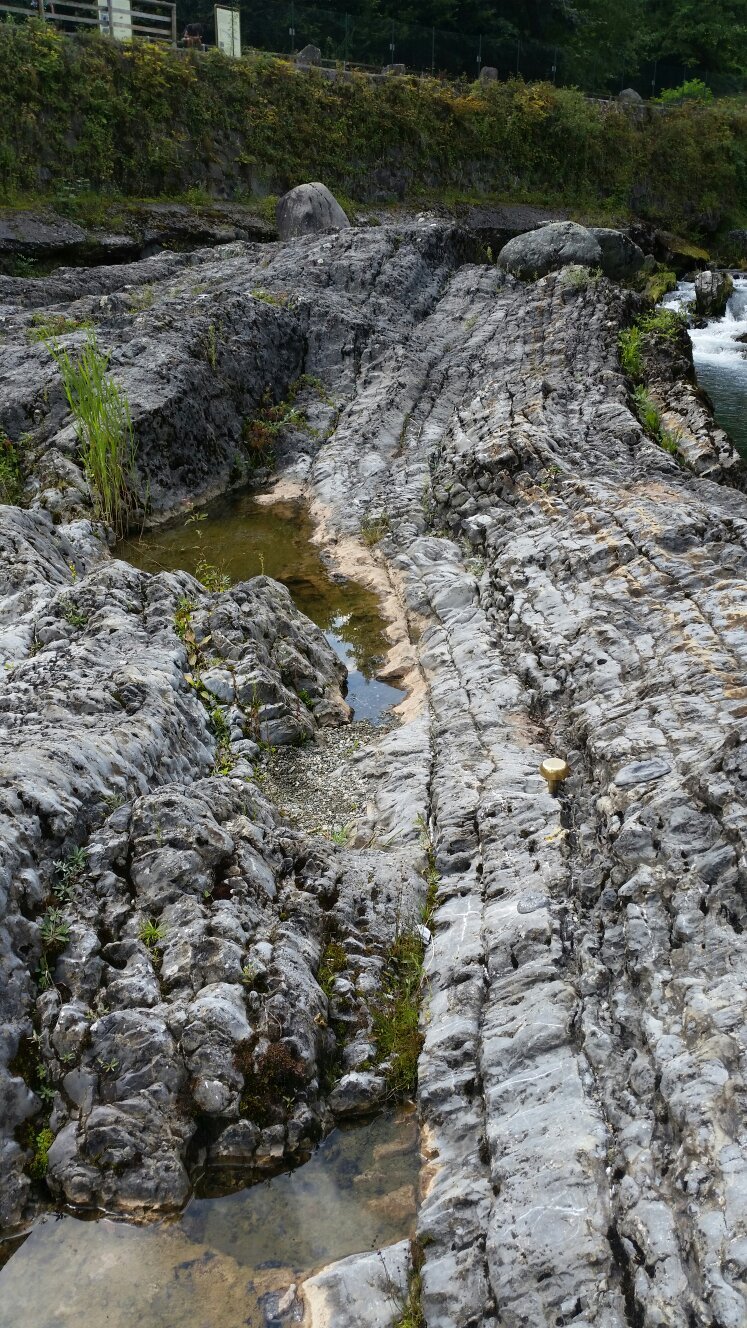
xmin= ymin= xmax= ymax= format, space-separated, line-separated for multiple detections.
xmin=119 ymin=491 xmax=403 ymax=723
xmin=663 ymin=276 xmax=747 ymax=458
xmin=0 ymin=1111 xmax=418 ymax=1328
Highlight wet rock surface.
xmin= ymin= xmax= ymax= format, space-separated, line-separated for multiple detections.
xmin=1 ymin=218 xmax=747 ymax=1327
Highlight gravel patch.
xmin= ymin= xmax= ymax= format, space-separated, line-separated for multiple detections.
xmin=261 ymin=715 xmax=398 ymax=840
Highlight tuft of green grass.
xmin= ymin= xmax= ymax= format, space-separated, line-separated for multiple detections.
xmin=27 ymin=313 xmax=91 ymax=343
xmin=360 ymin=514 xmax=391 ymax=546
xmin=49 ymin=331 xmax=136 ymax=538
xmin=618 ymin=325 xmax=643 ymax=380
xmin=633 ymin=385 xmax=663 ymax=437
xmin=139 ymin=918 xmax=166 ymax=947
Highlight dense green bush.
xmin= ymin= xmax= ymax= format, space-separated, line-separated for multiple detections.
xmin=0 ymin=22 xmax=746 ymax=233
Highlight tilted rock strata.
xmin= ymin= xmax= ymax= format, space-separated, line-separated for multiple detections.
xmin=0 ymin=222 xmax=746 ymax=1327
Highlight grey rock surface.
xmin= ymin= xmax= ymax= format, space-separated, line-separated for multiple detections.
xmin=694 ymin=268 xmax=734 ymax=317
xmin=498 ymin=220 xmax=602 ymax=278
xmin=0 ymin=218 xmax=746 ymax=1328
xmin=276 ymin=183 xmax=351 ymax=240
xmin=589 ymin=226 xmax=646 ymax=279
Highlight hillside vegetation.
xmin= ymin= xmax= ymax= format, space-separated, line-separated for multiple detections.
xmin=1 ymin=22 xmax=746 ymax=236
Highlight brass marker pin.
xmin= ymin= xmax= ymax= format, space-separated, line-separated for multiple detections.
xmin=539 ymin=757 xmax=570 ymax=796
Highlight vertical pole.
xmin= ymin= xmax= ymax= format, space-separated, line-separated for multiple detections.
xmin=389 ymin=21 xmax=394 ymax=64
xmin=344 ymin=12 xmax=348 ymax=68
xmin=107 ymin=0 xmax=114 ymax=38
xmin=171 ymin=2 xmax=177 ymax=46
xmin=289 ymin=1 xmax=294 ymax=53
xmin=552 ymin=46 xmax=557 ymax=83
xmin=651 ymin=57 xmax=657 ymax=97
xmin=431 ymin=26 xmax=434 ymax=76
xmin=516 ymin=37 xmax=520 ymax=76
xmin=476 ymin=34 xmax=481 ymax=73
xmin=37 ymin=0 xmax=44 ymax=21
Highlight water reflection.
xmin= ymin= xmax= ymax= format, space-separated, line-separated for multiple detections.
xmin=118 ymin=492 xmax=404 ymax=723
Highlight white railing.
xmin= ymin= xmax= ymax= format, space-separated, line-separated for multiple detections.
xmin=0 ymin=0 xmax=177 ymax=44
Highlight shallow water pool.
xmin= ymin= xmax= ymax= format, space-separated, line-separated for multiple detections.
xmin=0 ymin=1110 xmax=418 ymax=1328
xmin=119 ymin=491 xmax=404 ymax=724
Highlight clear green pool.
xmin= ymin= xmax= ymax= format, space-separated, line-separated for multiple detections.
xmin=119 ymin=491 xmax=404 ymax=723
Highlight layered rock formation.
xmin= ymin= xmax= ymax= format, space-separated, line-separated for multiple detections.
xmin=1 ymin=217 xmax=746 ymax=1327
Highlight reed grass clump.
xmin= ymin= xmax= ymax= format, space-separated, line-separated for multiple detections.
xmin=50 ymin=331 xmax=136 ymax=536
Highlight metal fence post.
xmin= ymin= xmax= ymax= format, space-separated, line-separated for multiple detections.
xmin=107 ymin=0 xmax=114 ymax=37
xmin=37 ymin=0 xmax=44 ymax=20
xmin=171 ymin=2 xmax=177 ymax=45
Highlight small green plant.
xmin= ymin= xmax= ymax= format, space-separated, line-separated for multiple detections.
xmin=0 ymin=431 xmax=22 ymax=503
xmin=27 ymin=314 xmax=91 ymax=342
xmin=49 ymin=332 xmax=136 ymax=538
xmin=317 ymin=939 xmax=348 ymax=999
xmin=392 ymin=1244 xmax=426 ymax=1328
xmin=126 ymin=285 xmax=154 ymax=313
xmin=251 ymin=287 xmax=290 ymax=307
xmin=559 ymin=264 xmax=601 ymax=291
xmin=297 ymin=688 xmax=314 ymax=710
xmin=39 ymin=909 xmax=70 ymax=952
xmin=29 ymin=1127 xmax=55 ymax=1179
xmin=61 ymin=601 xmax=88 ymax=628
xmin=139 ymin=919 xmax=166 ymax=947
xmin=371 ymin=929 xmax=426 ymax=1098
xmin=53 ymin=846 xmax=87 ymax=902
xmin=360 ymin=514 xmax=391 ymax=546
xmin=196 ymin=557 xmax=232 ymax=593
xmin=97 ymin=1057 xmax=119 ymax=1074
xmin=211 ymin=704 xmax=237 ymax=774
xmin=242 ymin=388 xmax=310 ymax=467
xmin=330 ymin=826 xmax=350 ymax=846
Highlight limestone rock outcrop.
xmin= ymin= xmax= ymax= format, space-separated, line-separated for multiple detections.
xmin=1 ymin=218 xmax=746 ymax=1327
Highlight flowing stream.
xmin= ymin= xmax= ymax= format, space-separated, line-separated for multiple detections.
xmin=0 ymin=1109 xmax=418 ymax=1327
xmin=119 ymin=490 xmax=404 ymax=723
xmin=663 ymin=275 xmax=747 ymax=458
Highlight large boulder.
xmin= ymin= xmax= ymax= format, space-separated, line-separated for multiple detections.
xmin=276 ymin=183 xmax=351 ymax=241
xmin=694 ymin=269 xmax=734 ymax=318
xmin=498 ymin=221 xmax=646 ymax=283
xmin=295 ymin=43 xmax=321 ymax=65
xmin=497 ymin=222 xmax=602 ymax=280
xmin=618 ymin=87 xmax=643 ymax=103
xmin=589 ymin=227 xmax=646 ymax=280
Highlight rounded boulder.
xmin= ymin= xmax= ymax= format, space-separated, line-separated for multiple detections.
xmin=276 ymin=183 xmax=351 ymax=241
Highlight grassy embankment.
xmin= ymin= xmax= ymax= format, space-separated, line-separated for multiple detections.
xmin=0 ymin=22 xmax=746 ymax=245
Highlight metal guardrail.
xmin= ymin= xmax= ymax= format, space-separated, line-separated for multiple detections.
xmin=0 ymin=0 xmax=176 ymax=43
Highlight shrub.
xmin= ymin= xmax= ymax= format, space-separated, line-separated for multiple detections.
xmin=657 ymin=79 xmax=713 ymax=105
